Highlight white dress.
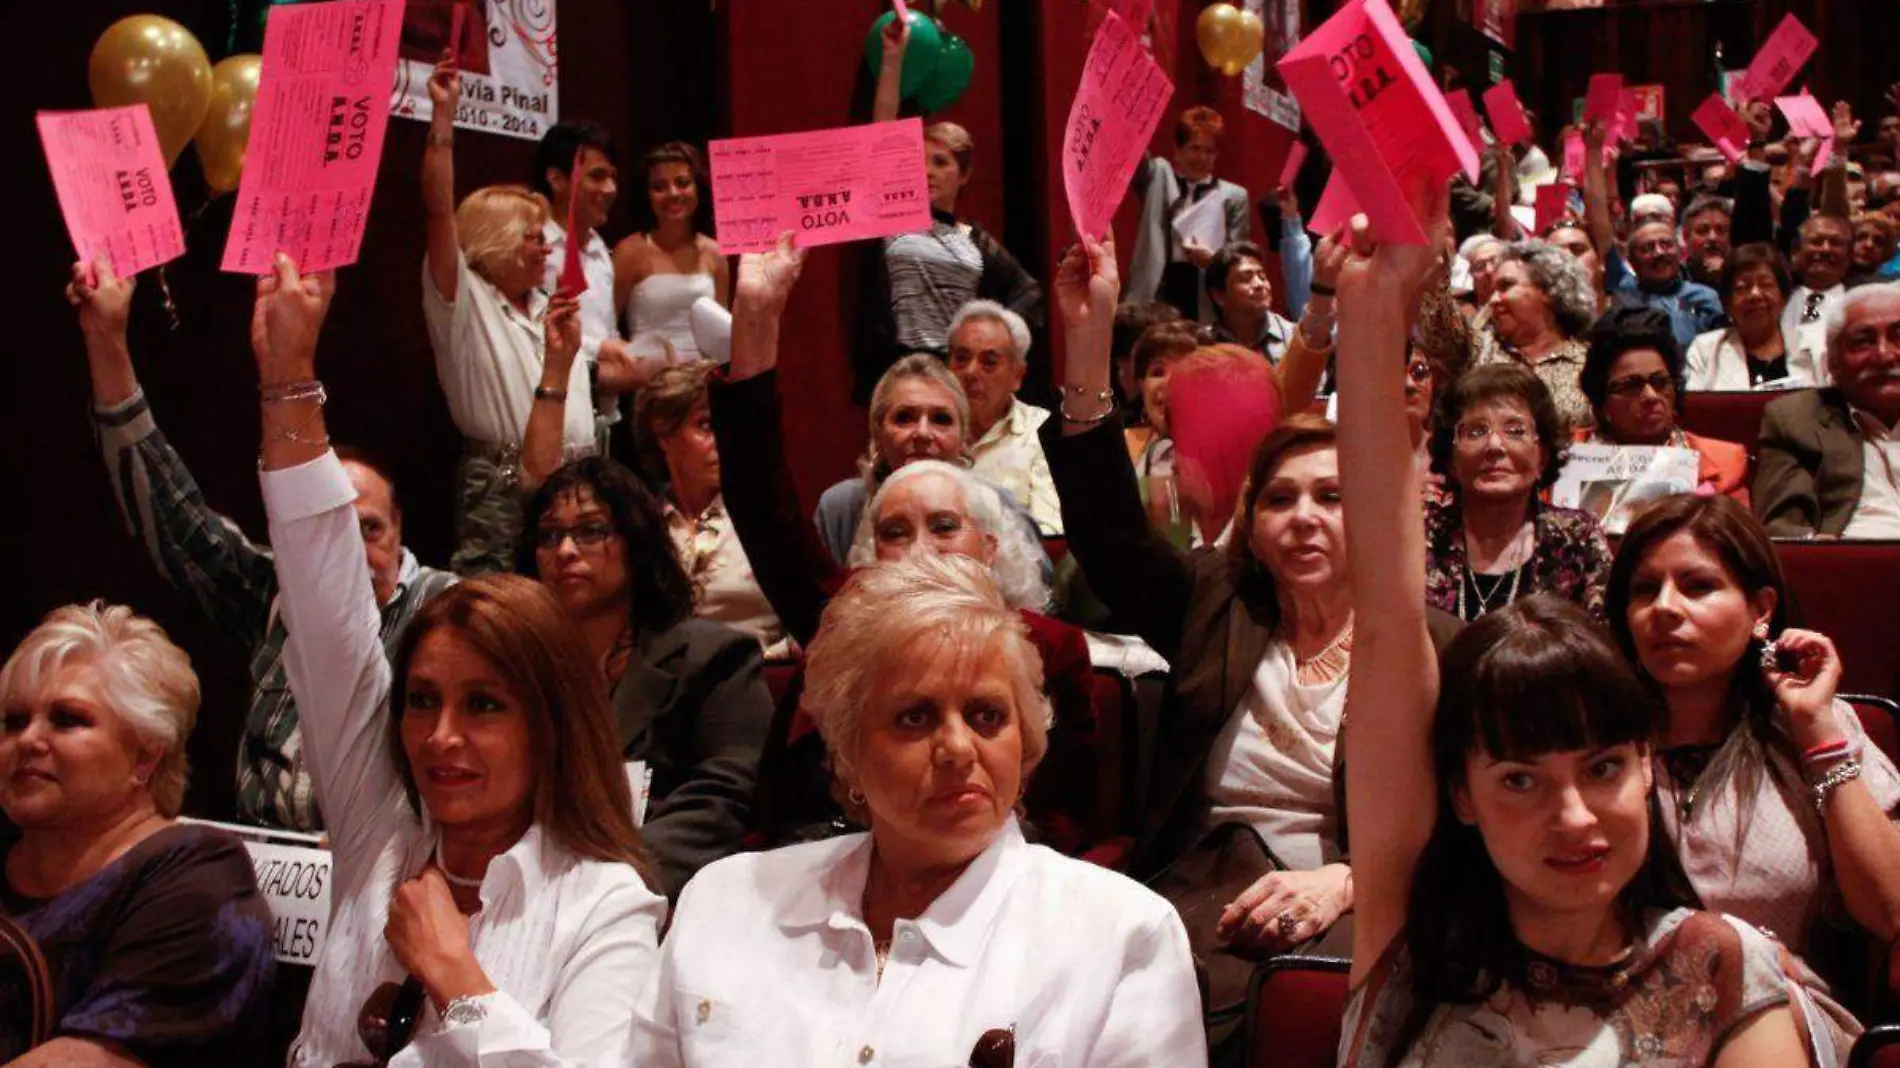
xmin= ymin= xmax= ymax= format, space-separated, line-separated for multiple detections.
xmin=628 ymin=273 xmax=718 ymax=362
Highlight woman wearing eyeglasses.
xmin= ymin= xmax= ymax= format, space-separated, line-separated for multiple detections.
xmin=1425 ymin=363 xmax=1613 ymax=622
xmin=251 ymin=261 xmax=665 ymax=1067
xmin=1577 ymin=308 xmax=1751 ymax=503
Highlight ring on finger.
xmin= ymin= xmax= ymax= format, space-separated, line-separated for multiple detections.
xmin=1275 ymin=910 xmax=1301 ymax=939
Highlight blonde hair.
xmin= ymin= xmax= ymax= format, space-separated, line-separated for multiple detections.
xmin=455 ymin=184 xmax=550 ymax=283
xmin=803 ymin=553 xmax=1053 ymax=789
xmin=861 ymin=354 xmax=971 ymax=484
xmin=0 ymin=602 xmax=199 ymax=817
xmin=925 ymin=122 xmax=974 ymax=174
xmin=635 ymin=359 xmax=717 ymax=440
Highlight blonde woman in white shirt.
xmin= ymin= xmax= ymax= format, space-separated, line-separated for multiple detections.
xmin=422 ymin=52 xmax=598 ymax=573
xmin=249 ymin=256 xmax=665 ymax=1066
xmin=637 ymin=553 xmax=1205 ymax=1067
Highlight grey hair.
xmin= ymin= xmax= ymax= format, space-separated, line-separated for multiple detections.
xmin=1459 ymin=234 xmax=1505 ymax=261
xmin=1504 ymin=238 xmax=1599 ymax=337
xmin=859 ymin=354 xmax=972 ymax=485
xmin=0 ymin=601 xmax=198 ymax=817
xmin=947 ymin=300 xmax=1033 ymax=364
xmin=1825 ymin=282 xmax=1900 ymax=372
xmin=846 ymin=460 xmax=1052 ymax=613
xmin=803 ymin=552 xmax=1053 ymax=791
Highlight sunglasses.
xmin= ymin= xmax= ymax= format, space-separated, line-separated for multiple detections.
xmin=341 ymin=975 xmax=426 ymax=1067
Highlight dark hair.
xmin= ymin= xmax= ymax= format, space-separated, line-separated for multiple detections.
xmin=516 ymin=457 xmax=696 ymax=632
xmin=1390 ymin=594 xmax=1697 ymax=1065
xmin=632 ymin=141 xmax=710 ymax=232
xmin=1174 ymin=105 xmax=1224 ymax=147
xmin=1130 ymin=321 xmax=1203 ymax=383
xmin=1718 ymin=242 xmax=1792 ymax=304
xmin=332 ymin=444 xmax=402 ymax=520
xmin=1429 ymin=363 xmax=1572 ymax=493
xmin=532 ymin=121 xmax=617 ymax=201
xmin=1206 ymin=241 xmax=1268 ymax=295
xmin=1580 ymin=307 xmax=1685 ymax=420
xmin=1681 ymin=194 xmax=1732 ymax=226
xmin=388 ymin=575 xmax=652 ymax=883
xmin=1227 ymin=415 xmax=1337 ymax=616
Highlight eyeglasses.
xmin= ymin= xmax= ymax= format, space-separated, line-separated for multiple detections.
xmin=1606 ymin=372 xmax=1677 ymax=397
xmin=1454 ymin=420 xmax=1538 ymax=447
xmin=346 ymin=976 xmax=426 ymax=1066
xmin=533 ymin=521 xmax=617 ymax=551
xmin=1405 ymin=360 xmax=1433 ymax=384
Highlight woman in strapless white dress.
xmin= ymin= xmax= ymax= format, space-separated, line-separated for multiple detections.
xmin=613 ymin=142 xmax=729 ymax=364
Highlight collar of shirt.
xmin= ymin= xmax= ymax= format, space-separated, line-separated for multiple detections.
xmin=662 ymin=493 xmax=729 ymax=532
xmin=778 ymin=817 xmax=1032 ymax=969
xmin=972 ymin=399 xmax=1036 ymax=452
xmin=1851 ymin=406 xmax=1900 ymax=442
xmin=393 ymin=548 xmax=422 ymax=599
xmin=542 ymin=219 xmax=607 ymax=260
xmin=414 ymin=816 xmax=558 ymax=908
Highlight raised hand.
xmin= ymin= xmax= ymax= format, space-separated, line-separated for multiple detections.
xmin=427 ymin=48 xmax=460 ymax=114
xmin=881 ymin=11 xmax=910 ymax=59
xmin=1831 ymin=100 xmax=1862 ymax=144
xmin=1741 ymin=100 xmax=1774 ymax=145
xmin=250 ymin=254 xmax=336 ymax=382
xmin=1052 ymin=233 xmax=1120 ymax=332
xmin=1766 ymin=628 xmax=1848 ymax=750
xmin=544 ymin=295 xmax=582 ymax=373
xmin=733 ymin=232 xmax=807 ymax=315
xmin=68 ymin=258 xmax=135 ymax=342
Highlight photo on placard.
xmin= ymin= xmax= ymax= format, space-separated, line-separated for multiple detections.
xmin=400 ymin=0 xmax=493 ymax=76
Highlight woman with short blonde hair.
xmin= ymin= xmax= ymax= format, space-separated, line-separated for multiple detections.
xmin=0 ymin=602 xmax=273 ymax=1063
xmin=455 ymin=185 xmax=551 ymax=283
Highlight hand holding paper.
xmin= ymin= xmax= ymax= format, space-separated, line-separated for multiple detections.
xmin=557 ymin=149 xmax=588 ymax=297
xmin=1734 ymin=14 xmax=1817 ymax=103
xmin=1062 ymin=10 xmax=1172 ymax=240
xmin=37 ymin=106 xmax=185 ymax=279
xmin=1692 ymin=94 xmax=1751 ymax=164
xmin=709 ymin=120 xmax=933 ymax=254
xmin=1776 ymin=93 xmax=1835 ymax=174
xmin=1483 ymin=81 xmax=1533 ymax=146
xmin=68 ymin=258 xmax=136 ymax=342
xmin=1171 ymin=192 xmax=1229 ymax=256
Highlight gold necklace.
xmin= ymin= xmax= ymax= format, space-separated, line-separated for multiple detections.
xmin=1292 ymin=621 xmax=1354 ymax=686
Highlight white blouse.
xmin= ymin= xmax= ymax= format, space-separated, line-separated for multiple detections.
xmin=634 ymin=818 xmax=1207 ymax=1067
xmin=1683 ymin=326 xmax=1830 ymax=391
xmin=264 ymin=453 xmax=666 ymax=1067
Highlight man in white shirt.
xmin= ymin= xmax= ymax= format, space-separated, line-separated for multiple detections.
xmin=1755 ymin=283 xmax=1900 ymax=537
xmin=533 ymin=121 xmax=648 ymax=428
xmin=946 ymin=300 xmax=1063 ymax=536
xmin=1782 ymin=214 xmax=1854 ymax=358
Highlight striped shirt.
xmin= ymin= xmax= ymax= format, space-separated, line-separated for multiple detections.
xmin=886 ymin=222 xmax=983 ymax=353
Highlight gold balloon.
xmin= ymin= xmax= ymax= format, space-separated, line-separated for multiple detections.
xmin=195 ymin=55 xmax=261 ymax=195
xmin=88 ymin=15 xmax=213 ymax=167
xmin=1199 ymin=4 xmax=1263 ymax=77
xmin=1230 ymin=9 xmax=1266 ymax=75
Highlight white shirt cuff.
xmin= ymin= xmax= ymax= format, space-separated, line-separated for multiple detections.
xmin=260 ymin=452 xmax=357 ymax=525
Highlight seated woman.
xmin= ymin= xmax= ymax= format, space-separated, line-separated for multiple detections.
xmin=1608 ymin=493 xmax=1900 ymax=1039
xmin=1686 ymin=243 xmax=1828 ymax=390
xmin=707 ymin=236 xmax=1103 ymax=852
xmin=1426 ymin=363 xmax=1613 ymax=621
xmin=1333 ymin=188 xmax=1834 ymax=1068
xmin=1577 ymin=307 xmax=1751 ymax=503
xmin=0 ymin=602 xmax=273 ymax=1064
xmin=1543 ymin=218 xmax=1604 ymax=299
xmin=419 ymin=53 xmax=599 ymax=573
xmin=514 ymin=456 xmax=775 ymax=899
xmin=855 ymin=17 xmax=1042 ymax=401
xmin=613 ymin=142 xmax=728 ymax=364
xmin=633 ymin=360 xmax=789 ymax=659
xmin=251 ymin=257 xmax=665 ymax=1066
xmin=636 ymin=554 xmax=1205 ymax=1066
xmin=1418 ymin=238 xmax=1599 ymax=431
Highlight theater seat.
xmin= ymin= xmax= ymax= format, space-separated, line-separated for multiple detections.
xmin=1682 ymin=391 xmax=1778 ymax=457
xmin=1244 ymin=955 xmax=1352 ymax=1068
xmin=1851 ymin=1024 xmax=1900 ymax=1068
xmin=1846 ymin=694 xmax=1900 ymax=769
xmin=1774 ymin=541 xmax=1900 ymax=700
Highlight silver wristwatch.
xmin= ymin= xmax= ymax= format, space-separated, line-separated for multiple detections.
xmin=442 ymin=993 xmax=493 ymax=1029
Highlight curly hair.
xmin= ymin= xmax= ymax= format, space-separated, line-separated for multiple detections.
xmin=515 ymin=457 xmax=696 ymax=633
xmin=1429 ymin=363 xmax=1572 ymax=493
xmin=1503 ymin=238 xmax=1598 ymax=337
xmin=845 ymin=460 xmax=1051 ymax=613
xmin=1579 ymin=306 xmax=1686 ymax=419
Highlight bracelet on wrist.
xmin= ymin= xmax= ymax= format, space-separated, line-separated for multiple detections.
xmin=1812 ymin=758 xmax=1863 ymax=815
xmin=1309 ymin=282 xmax=1337 ymax=297
xmin=1802 ymin=738 xmax=1856 ymax=767
xmin=1058 ymin=385 xmax=1116 ymax=426
xmin=428 ymin=131 xmax=455 ymax=148
xmin=533 ymin=386 xmax=568 ymax=403
xmin=260 ymin=379 xmax=326 ymax=405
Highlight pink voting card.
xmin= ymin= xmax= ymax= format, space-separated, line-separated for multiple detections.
xmin=1562 ymin=131 xmax=1585 ymax=180
xmin=1113 ymin=0 xmax=1154 ymax=30
xmin=1736 ymin=15 xmax=1817 ymax=103
xmin=1446 ymin=90 xmax=1486 ymax=150
xmin=1063 ymin=10 xmax=1172 ymax=241
xmin=709 ymin=119 xmax=933 ymax=254
xmin=1611 ymin=89 xmax=1640 ymax=144
xmin=1583 ymin=74 xmax=1622 ymax=126
xmin=1277 ymin=142 xmax=1309 ymax=191
xmin=1277 ymin=0 xmax=1478 ymax=246
xmin=1692 ymin=94 xmax=1751 ymax=164
xmin=448 ymin=2 xmax=466 ymax=69
xmin=221 ymin=0 xmax=405 ymax=274
xmin=1483 ymin=81 xmax=1533 ymax=146
xmin=1533 ymin=183 xmax=1571 ymax=234
xmin=892 ymin=0 xmax=910 ymax=21
xmin=1307 ymin=171 xmax=1360 ymax=237
xmin=557 ymin=150 xmax=587 ymax=297
xmin=37 ymin=106 xmax=184 ymax=278
xmin=1776 ymin=94 xmax=1835 ymax=174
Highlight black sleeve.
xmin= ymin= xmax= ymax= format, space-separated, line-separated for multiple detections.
xmin=1730 ymin=162 xmax=1774 ymax=248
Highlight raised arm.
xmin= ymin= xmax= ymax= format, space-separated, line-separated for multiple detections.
xmin=1491 ymin=145 xmax=1523 ymax=240
xmin=1334 ymin=190 xmax=1449 ymax=988
xmin=72 ymin=259 xmax=280 ymax=650
xmin=521 ymin=296 xmax=583 ymax=490
xmin=872 ymin=15 xmax=908 ymax=123
xmin=422 ymin=51 xmax=463 ymax=304
xmin=1579 ymin=121 xmax=1617 ymax=269
xmin=1276 ymin=186 xmax=1315 ymax=318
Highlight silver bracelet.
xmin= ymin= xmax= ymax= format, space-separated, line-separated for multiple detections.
xmin=441 ymin=992 xmax=493 ymax=1029
xmin=1058 ymin=385 xmax=1115 ymax=426
xmin=260 ymin=379 xmax=326 ymax=405
xmin=1812 ymin=758 xmax=1863 ymax=815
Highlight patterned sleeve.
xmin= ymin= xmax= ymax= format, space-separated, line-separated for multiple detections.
xmin=1414 ymin=283 xmax=1475 ymax=383
xmin=1838 ymin=700 xmax=1900 ymax=817
xmin=93 ymin=390 xmax=279 ymax=651
xmin=1574 ymin=513 xmax=1614 ymax=622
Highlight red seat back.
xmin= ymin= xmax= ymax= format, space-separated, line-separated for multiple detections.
xmin=1847 ymin=695 xmax=1900 ymax=770
xmin=1246 ymin=956 xmax=1352 ymax=1068
xmin=1682 ymin=391 xmax=1776 ymax=457
xmin=1774 ymin=541 xmax=1900 ymax=700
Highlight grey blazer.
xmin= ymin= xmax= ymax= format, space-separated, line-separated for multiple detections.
xmin=1754 ymin=388 xmax=1866 ymax=537
xmin=1126 ymin=156 xmax=1251 ymax=321
xmin=612 ymin=617 xmax=773 ymax=900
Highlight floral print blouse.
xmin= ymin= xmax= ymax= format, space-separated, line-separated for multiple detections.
xmin=1424 ymin=498 xmax=1614 ymax=621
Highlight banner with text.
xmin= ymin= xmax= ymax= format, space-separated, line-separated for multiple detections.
xmin=391 ymin=0 xmax=558 ymax=142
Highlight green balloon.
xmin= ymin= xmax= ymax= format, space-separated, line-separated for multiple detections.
xmin=1412 ymin=39 xmax=1434 ymax=69
xmin=916 ymin=34 xmax=974 ymax=112
xmin=865 ymin=11 xmax=945 ymax=102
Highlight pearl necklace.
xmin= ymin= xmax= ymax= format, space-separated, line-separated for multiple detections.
xmin=432 ymin=838 xmax=486 ymax=891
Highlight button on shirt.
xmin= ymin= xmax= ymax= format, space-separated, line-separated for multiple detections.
xmin=663 ymin=495 xmax=789 ymax=658
xmin=262 ymin=454 xmax=665 ymax=1067
xmin=422 ymin=249 xmax=596 ymax=452
xmin=542 ymin=221 xmax=619 ymax=365
xmin=968 ymin=399 xmax=1064 ymax=536
xmin=1844 ymin=409 xmax=1900 ymax=539
xmin=635 ymin=818 xmax=1206 ymax=1067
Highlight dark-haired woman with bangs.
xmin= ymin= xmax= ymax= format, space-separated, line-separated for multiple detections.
xmin=516 ymin=456 xmax=775 ymax=900
xmin=1334 ymin=188 xmax=1824 ymax=1068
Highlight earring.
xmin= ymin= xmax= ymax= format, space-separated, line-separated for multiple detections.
xmin=847 ymin=785 xmax=866 ymax=806
xmin=1752 ymin=621 xmax=1770 ymax=641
